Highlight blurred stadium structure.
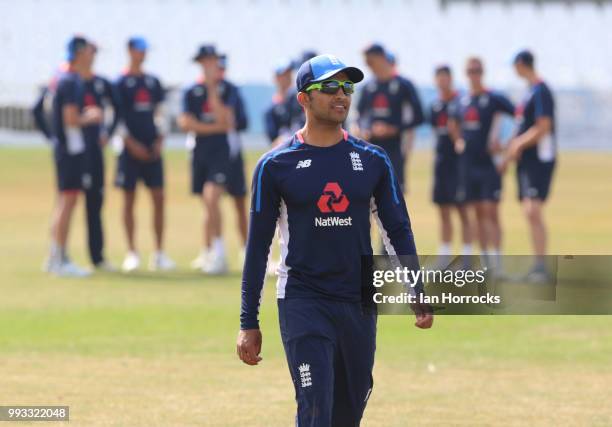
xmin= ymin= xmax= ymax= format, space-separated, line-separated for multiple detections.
xmin=0 ymin=0 xmax=610 ymax=149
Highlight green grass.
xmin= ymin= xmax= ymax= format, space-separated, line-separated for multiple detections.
xmin=0 ymin=147 xmax=611 ymax=426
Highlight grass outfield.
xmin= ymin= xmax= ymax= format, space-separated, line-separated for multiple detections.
xmin=0 ymin=146 xmax=611 ymax=426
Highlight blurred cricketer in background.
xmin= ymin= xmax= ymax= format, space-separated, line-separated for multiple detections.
xmin=355 ymin=43 xmax=424 ymax=192
xmin=448 ymin=57 xmax=514 ymax=269
xmin=178 ymin=45 xmax=234 ymax=274
xmin=504 ymin=50 xmax=557 ymax=281
xmin=40 ymin=36 xmax=104 ymax=277
xmin=114 ymin=37 xmax=175 ymax=272
xmin=237 ymin=54 xmax=433 ymax=426
xmin=429 ymin=65 xmax=472 ymax=259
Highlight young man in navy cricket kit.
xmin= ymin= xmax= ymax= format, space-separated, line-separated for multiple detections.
xmin=356 ymin=43 xmax=424 ymax=192
xmin=264 ymin=58 xmax=302 ymax=147
xmin=40 ymin=36 xmax=104 ymax=276
xmin=218 ymin=53 xmax=250 ymax=262
xmin=448 ymin=57 xmax=514 ymax=269
xmin=114 ymin=37 xmax=175 ymax=272
xmin=429 ymin=65 xmax=472 ymax=260
xmin=236 ymin=54 xmax=433 ymax=426
xmin=503 ymin=50 xmax=556 ymax=281
xmin=178 ymin=45 xmax=234 ymax=274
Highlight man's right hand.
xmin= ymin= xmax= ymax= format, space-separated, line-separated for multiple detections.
xmin=81 ymin=106 xmax=104 ymax=125
xmin=125 ymin=137 xmax=151 ymax=162
xmin=236 ymin=329 xmax=262 ymax=366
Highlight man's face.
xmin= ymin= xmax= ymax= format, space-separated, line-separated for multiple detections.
xmin=466 ymin=59 xmax=483 ymax=87
xmin=435 ymin=71 xmax=452 ymax=93
xmin=365 ymin=53 xmax=387 ymax=78
xmin=302 ymin=71 xmax=352 ymax=124
xmin=82 ymin=44 xmax=96 ymax=69
xmin=275 ymin=69 xmax=292 ymax=91
xmin=200 ymin=56 xmax=220 ymax=82
xmin=514 ymin=62 xmax=527 ymax=79
xmin=129 ymin=48 xmax=146 ymax=65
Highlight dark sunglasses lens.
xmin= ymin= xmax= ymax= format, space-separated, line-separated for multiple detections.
xmin=320 ymin=81 xmax=341 ymax=94
xmin=342 ymin=82 xmax=354 ymax=94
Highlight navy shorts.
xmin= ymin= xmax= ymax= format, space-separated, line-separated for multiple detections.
xmin=115 ymin=150 xmax=164 ymax=191
xmin=517 ymin=160 xmax=555 ymax=201
xmin=226 ymin=151 xmax=247 ymax=197
xmin=433 ymin=158 xmax=464 ymax=205
xmin=191 ymin=142 xmax=230 ymax=194
xmin=465 ymin=165 xmax=501 ymax=203
xmin=54 ymin=147 xmax=86 ymax=192
xmin=279 ymin=298 xmax=376 ymax=427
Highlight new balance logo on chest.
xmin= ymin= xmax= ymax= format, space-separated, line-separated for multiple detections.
xmin=296 ymin=159 xmax=312 ymax=169
xmin=350 ymin=152 xmax=363 ymax=171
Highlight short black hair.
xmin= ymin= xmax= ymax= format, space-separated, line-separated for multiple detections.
xmin=435 ymin=65 xmax=452 ymax=76
xmin=514 ymin=50 xmax=535 ymax=68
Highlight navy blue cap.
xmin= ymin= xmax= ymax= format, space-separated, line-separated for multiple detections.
xmin=128 ymin=36 xmax=148 ymax=52
xmin=435 ymin=64 xmax=452 ymax=75
xmin=513 ymin=49 xmax=534 ymax=67
xmin=364 ymin=43 xmax=386 ymax=56
xmin=66 ymin=36 xmax=88 ymax=61
xmin=193 ymin=44 xmax=218 ymax=61
xmin=296 ymin=54 xmax=364 ymax=92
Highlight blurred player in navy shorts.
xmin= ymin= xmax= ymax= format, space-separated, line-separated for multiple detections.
xmin=237 ymin=54 xmax=432 ymax=427
xmin=114 ymin=37 xmax=175 ymax=272
xmin=218 ymin=53 xmax=250 ymax=263
xmin=38 ymin=36 xmax=104 ymax=276
xmin=178 ymin=45 xmax=234 ymax=274
xmin=448 ymin=57 xmax=514 ymax=270
xmin=429 ymin=65 xmax=472 ymax=261
xmin=503 ymin=50 xmax=557 ymax=281
xmin=356 ymin=43 xmax=424 ymax=192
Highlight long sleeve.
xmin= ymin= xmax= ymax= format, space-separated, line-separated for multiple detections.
xmin=400 ymin=79 xmax=424 ymax=130
xmin=32 ymin=87 xmax=52 ymax=140
xmin=264 ymin=106 xmax=279 ymax=143
xmin=240 ymin=155 xmax=281 ymax=329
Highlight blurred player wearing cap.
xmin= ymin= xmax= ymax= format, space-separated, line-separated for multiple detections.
xmin=356 ymin=43 xmax=424 ymax=193
xmin=503 ymin=50 xmax=556 ymax=281
xmin=178 ymin=45 xmax=234 ymax=274
xmin=40 ymin=36 xmax=103 ymax=276
xmin=237 ymin=54 xmax=432 ymax=426
xmin=264 ymin=59 xmax=300 ymax=147
xmin=218 ymin=53 xmax=250 ymax=263
xmin=114 ymin=36 xmax=175 ymax=272
xmin=448 ymin=57 xmax=514 ymax=269
xmin=429 ymin=65 xmax=472 ymax=260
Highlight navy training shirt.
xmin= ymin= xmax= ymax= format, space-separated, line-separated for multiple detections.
xmin=264 ymin=90 xmax=305 ymax=143
xmin=114 ymin=72 xmax=164 ymax=145
xmin=240 ymin=130 xmax=418 ymax=330
xmin=356 ymin=75 xmax=424 ymax=144
xmin=430 ymin=92 xmax=460 ymax=163
xmin=82 ymin=75 xmax=117 ymax=146
xmin=515 ymin=80 xmax=556 ymax=164
xmin=51 ymin=71 xmax=84 ymax=153
xmin=451 ymin=91 xmax=515 ymax=167
xmin=182 ymin=80 xmax=235 ymax=148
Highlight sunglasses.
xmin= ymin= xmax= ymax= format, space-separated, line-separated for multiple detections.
xmin=305 ymin=79 xmax=355 ymax=95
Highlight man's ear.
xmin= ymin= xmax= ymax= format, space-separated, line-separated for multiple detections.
xmin=297 ymin=91 xmax=309 ymax=109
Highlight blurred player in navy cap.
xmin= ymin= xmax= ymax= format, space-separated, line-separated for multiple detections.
xmin=503 ymin=50 xmax=556 ymax=281
xmin=114 ymin=36 xmax=175 ymax=272
xmin=448 ymin=57 xmax=515 ymax=270
xmin=356 ymin=43 xmax=424 ymax=193
xmin=39 ymin=36 xmax=104 ymax=276
xmin=178 ymin=44 xmax=234 ymax=274
xmin=429 ymin=65 xmax=472 ymax=260
xmin=264 ymin=58 xmax=301 ymax=147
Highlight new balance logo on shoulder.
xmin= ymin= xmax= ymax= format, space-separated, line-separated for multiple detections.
xmin=296 ymin=159 xmax=312 ymax=169
xmin=350 ymin=152 xmax=363 ymax=171
xmin=298 ymin=363 xmax=312 ymax=388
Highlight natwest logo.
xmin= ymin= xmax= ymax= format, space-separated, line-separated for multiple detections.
xmin=317 ymin=182 xmax=349 ymax=213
